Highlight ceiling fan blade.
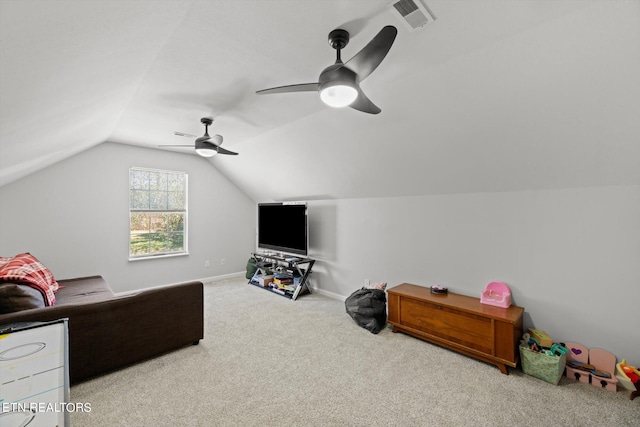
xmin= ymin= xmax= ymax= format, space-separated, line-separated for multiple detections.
xmin=344 ymin=25 xmax=397 ymax=82
xmin=158 ymin=144 xmax=195 ymax=148
xmin=349 ymin=87 xmax=381 ymax=114
xmin=211 ymin=134 xmax=223 ymax=145
xmin=174 ymin=131 xmax=198 ymax=138
xmin=256 ymin=83 xmax=318 ymax=95
xmin=216 ymin=146 xmax=238 ymax=155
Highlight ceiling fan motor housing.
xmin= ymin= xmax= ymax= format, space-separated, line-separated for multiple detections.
xmin=195 ymin=139 xmax=216 ymax=150
xmin=318 ymin=64 xmax=357 ymax=89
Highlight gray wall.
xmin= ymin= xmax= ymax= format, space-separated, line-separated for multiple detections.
xmin=306 ymin=185 xmax=640 ymax=367
xmin=0 ymin=142 xmax=255 ymax=292
xmin=2 ymin=143 xmax=638 ymax=367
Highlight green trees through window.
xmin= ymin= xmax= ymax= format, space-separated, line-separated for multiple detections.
xmin=129 ymin=168 xmax=187 ymax=258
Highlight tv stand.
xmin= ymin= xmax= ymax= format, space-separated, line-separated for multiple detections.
xmin=249 ymin=252 xmax=315 ymax=300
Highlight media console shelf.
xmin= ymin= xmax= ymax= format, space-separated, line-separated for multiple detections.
xmin=249 ymin=252 xmax=315 ymax=300
xmin=387 ymin=283 xmax=524 ymax=375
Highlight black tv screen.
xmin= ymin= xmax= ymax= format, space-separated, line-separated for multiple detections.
xmin=258 ymin=202 xmax=308 ymax=256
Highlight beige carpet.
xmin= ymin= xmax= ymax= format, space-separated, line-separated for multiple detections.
xmin=70 ymin=276 xmax=639 ymax=426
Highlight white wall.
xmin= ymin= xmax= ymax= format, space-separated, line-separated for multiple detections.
xmin=307 ymin=185 xmax=640 ymax=367
xmin=0 ymin=142 xmax=255 ymax=292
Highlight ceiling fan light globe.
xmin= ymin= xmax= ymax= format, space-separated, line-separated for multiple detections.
xmin=319 ymin=84 xmax=358 ymax=108
xmin=318 ymin=64 xmax=358 ymax=108
xmin=196 ymin=148 xmax=217 ymax=157
xmin=195 ymin=139 xmax=218 ymax=157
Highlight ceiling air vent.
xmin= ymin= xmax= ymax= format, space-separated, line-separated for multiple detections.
xmin=389 ymin=0 xmax=436 ymax=31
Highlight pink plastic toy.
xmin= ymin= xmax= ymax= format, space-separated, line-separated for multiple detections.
xmin=480 ymin=281 xmax=512 ymax=308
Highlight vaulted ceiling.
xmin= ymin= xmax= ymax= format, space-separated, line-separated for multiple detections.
xmin=1 ymin=0 xmax=638 ymax=201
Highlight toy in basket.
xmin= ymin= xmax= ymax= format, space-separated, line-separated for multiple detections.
xmin=480 ymin=281 xmax=512 ymax=308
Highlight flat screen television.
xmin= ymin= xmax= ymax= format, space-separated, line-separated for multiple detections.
xmin=257 ymin=202 xmax=308 ymax=256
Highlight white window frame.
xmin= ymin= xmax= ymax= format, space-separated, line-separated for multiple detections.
xmin=128 ymin=167 xmax=188 ymax=260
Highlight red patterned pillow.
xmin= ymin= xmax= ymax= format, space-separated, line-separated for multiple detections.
xmin=0 ymin=253 xmax=59 ymax=306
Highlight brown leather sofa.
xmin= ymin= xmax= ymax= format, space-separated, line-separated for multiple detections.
xmin=0 ymin=275 xmax=204 ymax=384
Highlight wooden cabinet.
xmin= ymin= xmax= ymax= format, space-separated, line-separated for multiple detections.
xmin=387 ymin=283 xmax=524 ymax=374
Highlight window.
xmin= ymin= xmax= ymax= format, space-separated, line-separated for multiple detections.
xmin=129 ymin=167 xmax=187 ymax=259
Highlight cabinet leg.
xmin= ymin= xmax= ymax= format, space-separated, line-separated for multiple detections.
xmin=391 ymin=326 xmax=399 ymax=333
xmin=497 ymin=363 xmax=509 ymax=375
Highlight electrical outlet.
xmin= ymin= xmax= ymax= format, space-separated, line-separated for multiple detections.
xmin=364 ymin=279 xmax=370 ymax=287
xmin=221 ymin=258 xmax=226 ymax=265
xmin=205 ymin=260 xmax=210 ymax=268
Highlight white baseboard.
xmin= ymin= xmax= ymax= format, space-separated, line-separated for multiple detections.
xmin=310 ymin=286 xmax=346 ymax=301
xmin=117 ymin=271 xmax=245 ymax=295
xmin=199 ymin=271 xmax=245 ymax=283
xmin=118 ymin=271 xmax=348 ymax=302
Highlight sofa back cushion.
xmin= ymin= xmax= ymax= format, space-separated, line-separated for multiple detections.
xmin=0 ymin=283 xmax=46 ymax=313
xmin=55 ymin=276 xmax=115 ymax=304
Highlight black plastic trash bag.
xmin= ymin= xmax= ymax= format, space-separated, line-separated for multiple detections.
xmin=345 ymin=288 xmax=387 ymax=334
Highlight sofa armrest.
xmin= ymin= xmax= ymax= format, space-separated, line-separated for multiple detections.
xmin=0 ymin=280 xmax=204 ymax=384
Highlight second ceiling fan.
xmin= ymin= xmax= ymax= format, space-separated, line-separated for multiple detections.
xmin=160 ymin=117 xmax=238 ymax=157
xmin=256 ymin=25 xmax=398 ymax=114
